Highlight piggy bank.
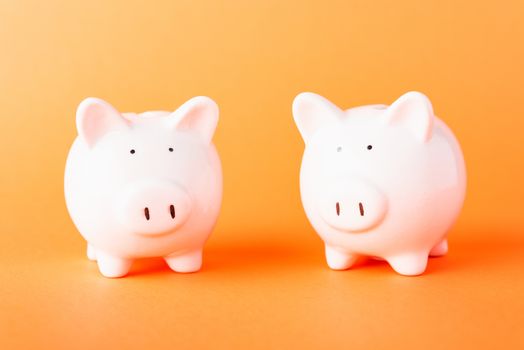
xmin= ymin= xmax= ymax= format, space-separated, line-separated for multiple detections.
xmin=64 ymin=96 xmax=222 ymax=277
xmin=293 ymin=91 xmax=466 ymax=276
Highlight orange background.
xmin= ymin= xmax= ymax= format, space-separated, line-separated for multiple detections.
xmin=1 ymin=0 xmax=523 ymax=349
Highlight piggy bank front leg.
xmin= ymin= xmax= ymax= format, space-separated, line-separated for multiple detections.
xmin=325 ymin=245 xmax=359 ymax=270
xmin=96 ymin=251 xmax=133 ymax=278
xmin=164 ymin=249 xmax=203 ymax=273
xmin=429 ymin=239 xmax=448 ymax=257
xmin=386 ymin=253 xmax=429 ymax=276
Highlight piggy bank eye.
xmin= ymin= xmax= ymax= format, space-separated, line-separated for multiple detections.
xmin=130 ymin=149 xmax=136 ymax=154
xmin=168 ymin=147 xmax=174 ymax=152
xmin=367 ymin=145 xmax=373 ymax=150
xmin=336 ymin=146 xmax=342 ymax=152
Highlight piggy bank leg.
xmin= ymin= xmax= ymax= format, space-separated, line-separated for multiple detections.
xmin=96 ymin=251 xmax=133 ymax=278
xmin=165 ymin=250 xmax=203 ymax=273
xmin=429 ymin=239 xmax=448 ymax=257
xmin=387 ymin=253 xmax=428 ymax=276
xmin=325 ymin=245 xmax=358 ymax=270
xmin=87 ymin=244 xmax=97 ymax=261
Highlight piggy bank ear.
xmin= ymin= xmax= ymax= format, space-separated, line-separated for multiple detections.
xmin=76 ymin=98 xmax=130 ymax=148
xmin=384 ymin=91 xmax=434 ymax=142
xmin=292 ymin=92 xmax=342 ymax=143
xmin=169 ymin=96 xmax=219 ymax=143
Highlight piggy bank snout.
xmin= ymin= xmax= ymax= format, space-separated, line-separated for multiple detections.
xmin=318 ymin=180 xmax=387 ymax=233
xmin=118 ymin=181 xmax=192 ymax=236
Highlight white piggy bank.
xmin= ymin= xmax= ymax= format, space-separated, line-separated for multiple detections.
xmin=293 ymin=91 xmax=466 ymax=276
xmin=65 ymin=97 xmax=222 ymax=278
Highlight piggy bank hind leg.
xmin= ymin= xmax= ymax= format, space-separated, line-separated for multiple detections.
xmin=95 ymin=251 xmax=133 ymax=278
xmin=386 ymin=252 xmax=429 ymax=276
xmin=429 ymin=239 xmax=448 ymax=257
xmin=325 ymin=245 xmax=359 ymax=270
xmin=87 ymin=243 xmax=97 ymax=261
xmin=165 ymin=249 xmax=203 ymax=273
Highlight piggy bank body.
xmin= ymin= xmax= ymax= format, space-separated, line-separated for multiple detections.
xmin=65 ymin=97 xmax=222 ymax=277
xmin=293 ymin=92 xmax=466 ymax=276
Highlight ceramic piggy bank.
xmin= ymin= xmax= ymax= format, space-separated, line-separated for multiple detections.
xmin=293 ymin=91 xmax=466 ymax=276
xmin=64 ymin=96 xmax=222 ymax=278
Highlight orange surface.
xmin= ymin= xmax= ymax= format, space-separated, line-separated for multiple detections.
xmin=1 ymin=1 xmax=523 ymax=349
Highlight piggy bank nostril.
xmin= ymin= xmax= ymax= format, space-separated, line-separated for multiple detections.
xmin=359 ymin=202 xmax=364 ymax=216
xmin=335 ymin=202 xmax=364 ymax=217
xmin=144 ymin=207 xmax=150 ymax=221
xmin=170 ymin=205 xmax=175 ymax=219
